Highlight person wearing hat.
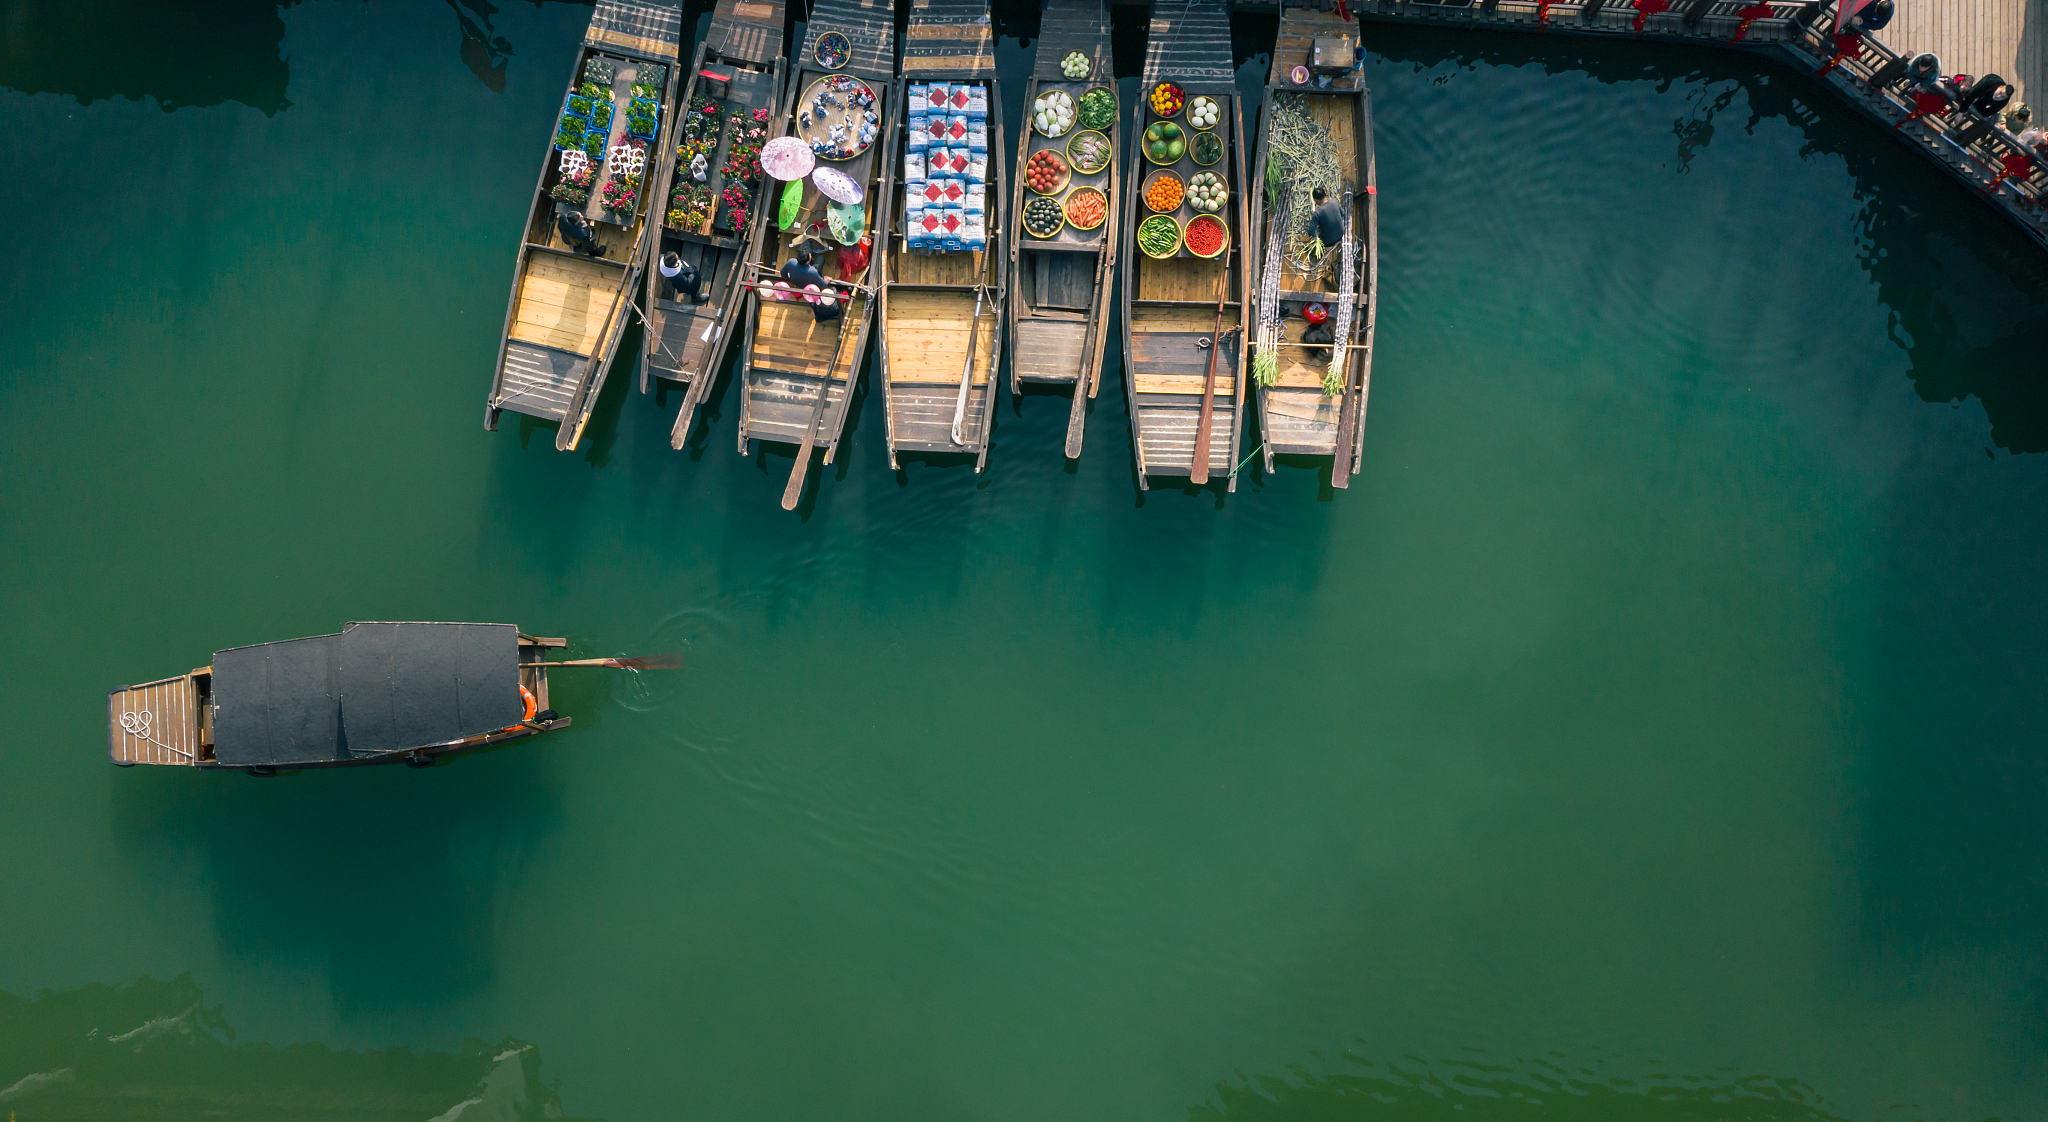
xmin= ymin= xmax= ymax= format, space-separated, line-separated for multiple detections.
xmin=556 ymin=206 xmax=605 ymax=258
xmin=2003 ymin=103 xmax=2032 ymax=134
xmin=659 ymin=251 xmax=708 ymax=305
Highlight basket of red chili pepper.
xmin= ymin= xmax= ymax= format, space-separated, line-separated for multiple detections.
xmin=1183 ymin=213 xmax=1229 ymax=259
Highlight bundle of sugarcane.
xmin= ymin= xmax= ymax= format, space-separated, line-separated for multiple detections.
xmin=1325 ymin=190 xmax=1356 ymax=398
xmin=1265 ymin=94 xmax=1342 ymax=276
xmin=1253 ymin=194 xmax=1288 ymax=386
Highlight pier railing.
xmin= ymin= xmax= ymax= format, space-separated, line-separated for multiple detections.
xmin=1355 ymin=0 xmax=2048 ymax=251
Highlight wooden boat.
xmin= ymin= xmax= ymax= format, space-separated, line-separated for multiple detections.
xmin=1248 ymin=0 xmax=1375 ymax=486
xmin=1005 ymin=0 xmax=1119 ymax=459
xmin=1119 ymin=0 xmax=1252 ymax=491
xmin=638 ymin=0 xmax=789 ymax=448
xmin=485 ymin=0 xmax=683 ymax=450
xmin=106 ymin=624 xmax=636 ymax=773
xmin=876 ymin=0 xmax=1007 ymax=470
xmin=734 ymin=0 xmax=899 ymax=509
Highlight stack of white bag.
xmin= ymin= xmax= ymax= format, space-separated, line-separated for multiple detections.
xmin=904 ymin=81 xmax=989 ymax=253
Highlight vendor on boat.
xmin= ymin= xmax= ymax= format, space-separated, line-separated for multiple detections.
xmin=659 ymin=251 xmax=709 ymax=305
xmin=1308 ymin=187 xmax=1343 ymax=260
xmin=557 ymin=207 xmax=605 ymax=258
xmin=780 ymin=252 xmax=842 ymax=323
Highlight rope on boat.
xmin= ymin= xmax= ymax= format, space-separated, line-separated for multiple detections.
xmin=1326 ymin=191 xmax=1356 ymax=398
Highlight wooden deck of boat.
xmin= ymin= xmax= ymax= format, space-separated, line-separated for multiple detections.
xmin=1268 ymin=4 xmax=1367 ymax=88
xmin=902 ymin=0 xmax=998 ymax=76
xmin=643 ymin=34 xmax=783 ymax=445
xmin=108 ymin=672 xmax=207 ymax=766
xmin=512 ymin=251 xmax=625 ymax=356
xmin=1125 ymin=0 xmax=1247 ymax=488
xmin=883 ymin=284 xmax=1001 ymax=455
xmin=804 ymin=0 xmax=898 ymax=79
xmin=1008 ymin=0 xmax=1117 ymax=459
xmin=705 ymin=0 xmax=784 ymax=64
xmin=586 ymin=0 xmax=684 ymax=60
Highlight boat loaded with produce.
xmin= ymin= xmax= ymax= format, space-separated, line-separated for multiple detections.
xmin=734 ymin=0 xmax=898 ymax=509
xmin=1005 ymin=0 xmax=1119 ymax=460
xmin=485 ymin=0 xmax=682 ymax=449
xmin=1248 ymin=0 xmax=1375 ymax=486
xmin=1118 ymin=0 xmax=1252 ymax=490
xmin=107 ymin=624 xmax=677 ymax=774
xmin=877 ymin=0 xmax=1008 ymax=470
xmin=638 ymin=0 xmax=788 ymax=449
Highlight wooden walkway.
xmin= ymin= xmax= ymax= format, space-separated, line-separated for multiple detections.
xmin=1351 ymin=0 xmax=2048 ymax=254
xmin=1886 ymin=0 xmax=2045 ymax=109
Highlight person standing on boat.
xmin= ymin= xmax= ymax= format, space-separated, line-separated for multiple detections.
xmin=659 ymin=251 xmax=708 ymax=305
xmin=1308 ymin=187 xmax=1343 ymax=261
xmin=557 ymin=208 xmax=605 ymax=258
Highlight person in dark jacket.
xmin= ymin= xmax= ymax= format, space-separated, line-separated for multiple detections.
xmin=1843 ymin=0 xmax=1892 ymax=34
xmin=1963 ymin=74 xmax=2014 ymax=119
xmin=659 ymin=251 xmax=708 ymax=304
xmin=557 ymin=207 xmax=604 ymax=257
xmin=781 ymin=253 xmax=842 ymax=323
xmin=1309 ymin=187 xmax=1343 ymax=260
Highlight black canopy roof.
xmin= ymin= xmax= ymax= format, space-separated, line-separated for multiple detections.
xmin=211 ymin=623 xmax=524 ymax=766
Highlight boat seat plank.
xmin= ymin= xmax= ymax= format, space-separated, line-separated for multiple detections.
xmin=885 ymin=289 xmax=998 ymax=384
xmin=1013 ymin=319 xmax=1086 ymax=382
xmin=108 ymin=675 xmax=203 ymax=766
xmin=750 ymin=297 xmax=868 ymax=380
xmin=498 ymin=342 xmax=584 ymax=419
xmin=1136 ymin=403 xmax=1236 ymax=472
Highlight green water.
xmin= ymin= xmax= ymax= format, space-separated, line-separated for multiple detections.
xmin=5 ymin=2 xmax=2048 ymax=1119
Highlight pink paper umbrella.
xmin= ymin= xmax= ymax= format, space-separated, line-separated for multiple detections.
xmin=759 ymin=136 xmax=816 ymax=181
xmin=811 ymin=166 xmax=864 ymax=205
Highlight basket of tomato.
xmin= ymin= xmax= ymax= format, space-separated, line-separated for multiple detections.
xmin=1024 ymin=148 xmax=1070 ymax=195
xmin=1149 ymin=81 xmax=1185 ymax=117
xmin=1142 ymin=169 xmax=1183 ymax=213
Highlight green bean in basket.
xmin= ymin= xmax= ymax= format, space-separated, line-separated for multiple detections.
xmin=1137 ymin=214 xmax=1181 ymax=258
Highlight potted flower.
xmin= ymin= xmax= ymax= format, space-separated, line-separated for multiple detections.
xmin=627 ymin=105 xmax=657 ymax=139
xmin=554 ymin=116 xmax=586 ymax=149
xmin=582 ymin=133 xmax=606 ymax=162
xmin=715 ymin=181 xmax=753 ymax=233
xmin=602 ymin=176 xmax=638 ymax=214
xmin=668 ymin=182 xmax=714 ymax=229
xmin=589 ymin=100 xmax=613 ymax=130
xmin=578 ymin=81 xmax=602 ymax=100
xmin=551 ymin=164 xmax=596 ymax=206
xmin=583 ymin=59 xmax=614 ymax=87
xmin=567 ymin=95 xmax=593 ymax=117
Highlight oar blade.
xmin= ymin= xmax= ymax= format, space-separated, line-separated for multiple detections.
xmin=611 ymin=653 xmax=684 ymax=671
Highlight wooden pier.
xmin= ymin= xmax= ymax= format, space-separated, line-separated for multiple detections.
xmin=1347 ymin=0 xmax=2048 ymax=253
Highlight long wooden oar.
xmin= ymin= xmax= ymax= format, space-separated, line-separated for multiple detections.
xmin=1189 ymin=261 xmax=1230 ymax=485
xmin=519 ymin=654 xmax=684 ymax=669
xmin=950 ymin=285 xmax=987 ymax=445
xmin=781 ymin=287 xmax=856 ymax=510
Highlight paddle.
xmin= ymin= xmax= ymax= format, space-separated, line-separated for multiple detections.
xmin=950 ymin=285 xmax=987 ymax=445
xmin=518 ymin=654 xmax=685 ymax=670
xmin=1190 ymin=259 xmax=1231 ymax=485
xmin=782 ymin=285 xmax=856 ymax=511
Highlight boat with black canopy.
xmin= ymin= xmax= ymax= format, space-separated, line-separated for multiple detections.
xmin=1006 ymin=0 xmax=1119 ymax=460
xmin=107 ymin=623 xmax=676 ymax=773
xmin=877 ymin=0 xmax=1009 ymax=471
xmin=1119 ymin=0 xmax=1252 ymax=490
xmin=1248 ymin=0 xmax=1375 ymax=486
xmin=484 ymin=0 xmax=682 ymax=450
xmin=638 ymin=0 xmax=789 ymax=448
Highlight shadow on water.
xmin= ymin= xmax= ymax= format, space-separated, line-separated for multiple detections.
xmin=1362 ymin=23 xmax=2048 ymax=452
xmin=109 ymin=754 xmax=567 ymax=1014
xmin=1192 ymin=1050 xmax=1861 ymax=1122
xmin=0 ymin=974 xmax=597 ymax=1121
xmin=0 ymin=0 xmax=585 ymax=109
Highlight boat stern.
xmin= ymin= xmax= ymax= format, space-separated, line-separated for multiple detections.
xmin=108 ymin=670 xmax=211 ymax=767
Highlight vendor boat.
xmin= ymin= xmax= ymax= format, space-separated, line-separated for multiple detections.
xmin=877 ymin=0 xmax=1008 ymax=470
xmin=1005 ymin=0 xmax=1119 ymax=459
xmin=1247 ymin=0 xmax=1375 ymax=485
xmin=1119 ymin=0 xmax=1252 ymax=490
xmin=107 ymin=624 xmax=677 ymax=773
xmin=485 ymin=0 xmax=683 ymax=450
xmin=638 ymin=0 xmax=789 ymax=448
xmin=734 ymin=0 xmax=899 ymax=509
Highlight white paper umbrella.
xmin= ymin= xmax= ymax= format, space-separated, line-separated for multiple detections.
xmin=759 ymin=136 xmax=816 ymax=181
xmin=812 ymin=165 xmax=864 ymax=205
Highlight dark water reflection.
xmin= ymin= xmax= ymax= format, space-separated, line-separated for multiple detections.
xmin=0 ymin=974 xmax=594 ymax=1120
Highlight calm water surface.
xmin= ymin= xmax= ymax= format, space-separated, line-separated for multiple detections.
xmin=4 ymin=2 xmax=2047 ymax=1119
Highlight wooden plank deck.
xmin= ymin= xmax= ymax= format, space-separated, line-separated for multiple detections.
xmin=1884 ymin=0 xmax=2044 ymax=108
xmin=804 ymin=0 xmax=897 ymax=79
xmin=510 ymin=252 xmax=625 ymax=355
xmin=108 ymin=674 xmax=206 ymax=766
xmin=707 ymin=0 xmax=785 ymax=65
xmin=904 ymin=0 xmax=998 ymax=77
